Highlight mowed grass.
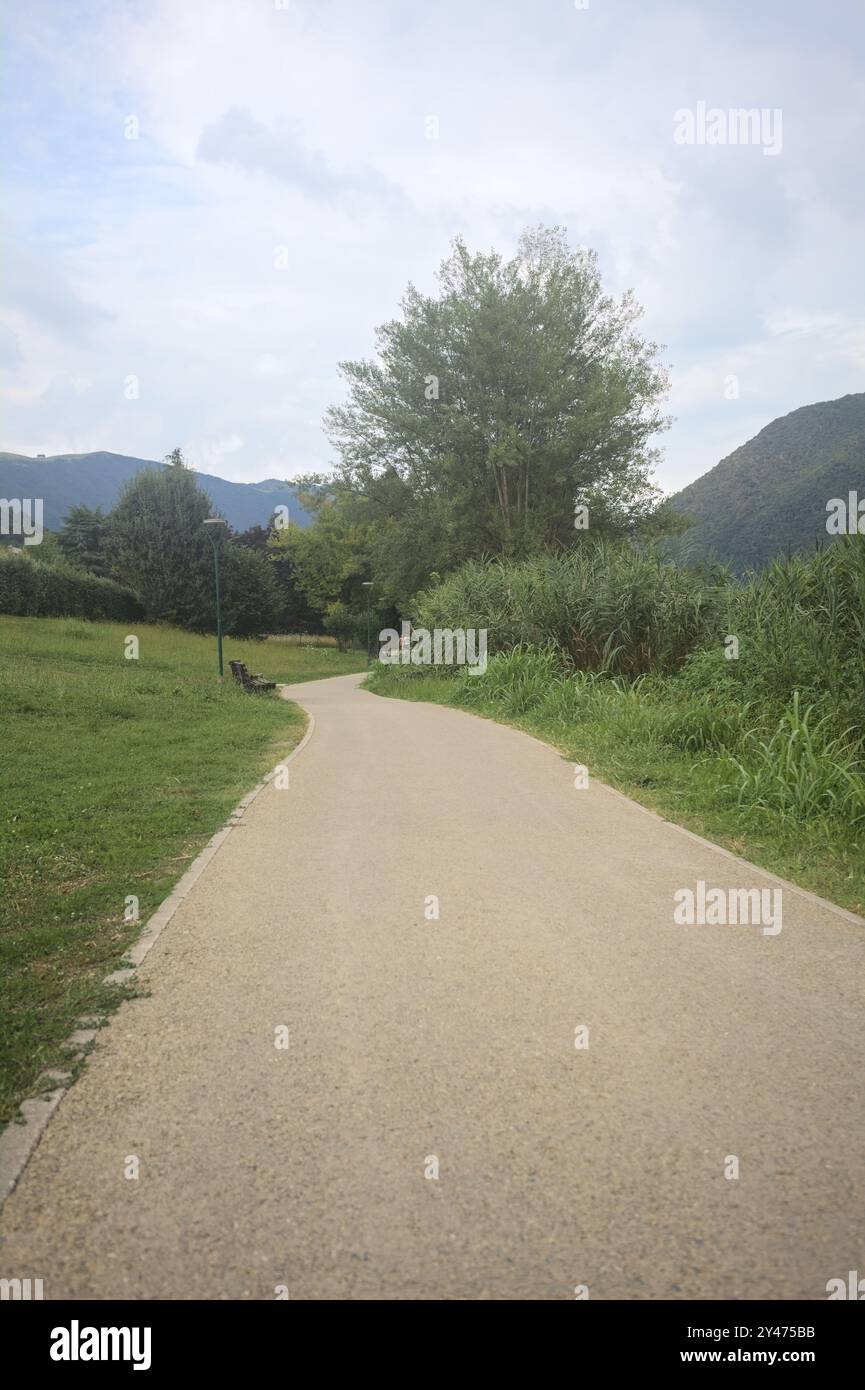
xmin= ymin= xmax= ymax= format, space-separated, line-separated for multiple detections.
xmin=0 ymin=616 xmax=364 ymax=1128
xmin=366 ymin=661 xmax=865 ymax=919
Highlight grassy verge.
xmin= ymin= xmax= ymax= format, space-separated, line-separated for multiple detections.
xmin=365 ymin=659 xmax=865 ymax=918
xmin=0 ymin=616 xmax=364 ymax=1128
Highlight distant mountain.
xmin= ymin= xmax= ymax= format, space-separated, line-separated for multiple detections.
xmin=0 ymin=450 xmax=312 ymax=533
xmin=669 ymin=393 xmax=865 ymax=573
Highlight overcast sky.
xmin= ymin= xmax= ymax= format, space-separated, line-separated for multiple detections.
xmin=2 ymin=0 xmax=863 ymax=492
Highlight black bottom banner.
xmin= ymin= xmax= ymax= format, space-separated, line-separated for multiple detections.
xmin=5 ymin=1297 xmax=859 ymax=1374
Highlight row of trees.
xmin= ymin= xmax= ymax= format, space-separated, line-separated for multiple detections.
xmin=25 ymin=225 xmax=677 ymax=637
xmin=54 ymin=452 xmax=321 ymax=637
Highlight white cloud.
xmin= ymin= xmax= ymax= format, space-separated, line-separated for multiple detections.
xmin=2 ymin=0 xmax=863 ymax=494
xmin=185 ymin=433 xmax=245 ymax=473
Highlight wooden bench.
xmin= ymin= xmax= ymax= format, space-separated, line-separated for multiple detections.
xmin=229 ymin=660 xmax=276 ymax=692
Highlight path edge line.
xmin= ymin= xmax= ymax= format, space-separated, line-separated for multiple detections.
xmin=363 ymin=682 xmax=865 ymax=929
xmin=0 ymin=704 xmax=317 ymax=1210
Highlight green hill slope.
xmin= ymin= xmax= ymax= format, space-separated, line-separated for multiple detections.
xmin=669 ymin=393 xmax=865 ymax=572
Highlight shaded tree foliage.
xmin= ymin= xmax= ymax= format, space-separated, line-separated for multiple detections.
xmin=57 ymin=505 xmax=112 ymax=577
xmin=235 ymin=524 xmax=324 ymax=633
xmin=314 ymin=226 xmax=671 ymax=609
xmin=109 ymin=459 xmax=280 ymax=635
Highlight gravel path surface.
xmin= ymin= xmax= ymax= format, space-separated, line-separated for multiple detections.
xmin=1 ymin=672 xmax=863 ymax=1300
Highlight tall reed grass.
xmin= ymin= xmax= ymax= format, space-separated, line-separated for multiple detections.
xmin=404 ymin=537 xmax=865 ymax=832
xmin=412 ymin=541 xmax=727 ymax=677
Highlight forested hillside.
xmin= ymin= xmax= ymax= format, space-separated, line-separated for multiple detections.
xmin=669 ymin=393 xmax=865 ymax=572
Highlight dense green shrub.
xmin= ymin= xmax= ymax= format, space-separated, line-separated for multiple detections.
xmin=0 ymin=549 xmax=143 ymax=621
xmin=323 ymin=600 xmax=384 ymax=652
xmin=323 ymin=601 xmax=359 ymax=651
xmin=411 ymin=537 xmax=865 ymax=735
xmin=389 ymin=536 xmax=865 ymax=835
xmin=694 ymin=538 xmax=865 ymax=741
xmin=412 ymin=541 xmax=727 ymax=676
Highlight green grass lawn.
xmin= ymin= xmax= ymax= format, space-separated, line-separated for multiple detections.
xmin=0 ymin=616 xmax=364 ymax=1129
xmin=366 ymin=665 xmax=865 ymax=919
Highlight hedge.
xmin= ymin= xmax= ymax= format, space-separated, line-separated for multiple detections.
xmin=0 ymin=549 xmax=143 ymax=621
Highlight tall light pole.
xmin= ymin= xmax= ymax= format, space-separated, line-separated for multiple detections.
xmin=203 ymin=517 xmax=228 ymax=679
xmin=361 ymin=581 xmax=373 ymax=667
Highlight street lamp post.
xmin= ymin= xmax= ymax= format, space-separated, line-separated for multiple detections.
xmin=361 ymin=581 xmax=373 ymax=667
xmin=203 ymin=517 xmax=228 ymax=679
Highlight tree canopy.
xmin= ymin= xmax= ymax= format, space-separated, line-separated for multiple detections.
xmin=311 ymin=226 xmax=671 ymax=609
xmin=108 ymin=456 xmax=281 ymax=635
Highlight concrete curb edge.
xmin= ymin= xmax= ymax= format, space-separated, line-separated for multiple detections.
xmin=0 ymin=701 xmax=316 ymax=1210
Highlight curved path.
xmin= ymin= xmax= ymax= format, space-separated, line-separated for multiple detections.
xmin=1 ymin=673 xmax=863 ymax=1300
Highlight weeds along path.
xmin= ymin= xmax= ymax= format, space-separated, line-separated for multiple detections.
xmin=2 ymin=672 xmax=864 ymax=1299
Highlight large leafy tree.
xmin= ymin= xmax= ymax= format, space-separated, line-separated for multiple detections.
xmin=109 ymin=457 xmax=215 ymax=628
xmin=322 ymin=226 xmax=671 ymax=607
xmin=108 ymin=453 xmax=279 ymax=634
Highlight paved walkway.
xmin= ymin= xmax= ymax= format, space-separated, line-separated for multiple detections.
xmin=1 ymin=673 xmax=863 ymax=1299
